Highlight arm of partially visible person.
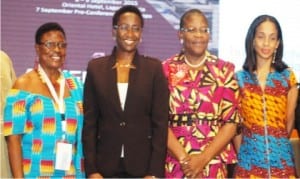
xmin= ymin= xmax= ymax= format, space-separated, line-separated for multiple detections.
xmin=286 ymin=84 xmax=298 ymax=137
xmin=0 ymin=50 xmax=16 ymax=111
xmin=145 ymin=63 xmax=169 ymax=178
xmin=1 ymin=50 xmax=17 ymax=178
xmin=5 ymin=135 xmax=23 ymax=178
xmin=286 ymin=69 xmax=299 ymax=137
xmin=82 ymin=64 xmax=102 ymax=178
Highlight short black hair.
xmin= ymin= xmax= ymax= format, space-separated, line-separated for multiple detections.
xmin=35 ymin=22 xmax=66 ymax=44
xmin=179 ymin=9 xmax=207 ymax=29
xmin=112 ymin=5 xmax=144 ymax=28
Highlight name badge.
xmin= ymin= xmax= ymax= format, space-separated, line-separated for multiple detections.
xmin=55 ymin=142 xmax=72 ymax=171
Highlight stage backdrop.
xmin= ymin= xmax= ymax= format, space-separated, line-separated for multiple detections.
xmin=1 ymin=0 xmax=300 ymax=82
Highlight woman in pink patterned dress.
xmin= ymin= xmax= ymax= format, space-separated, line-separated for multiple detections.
xmin=163 ymin=9 xmax=241 ymax=178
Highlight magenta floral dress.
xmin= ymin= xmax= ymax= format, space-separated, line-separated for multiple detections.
xmin=163 ymin=52 xmax=241 ymax=178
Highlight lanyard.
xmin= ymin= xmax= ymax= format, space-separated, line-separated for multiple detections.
xmin=38 ymin=64 xmax=65 ymax=114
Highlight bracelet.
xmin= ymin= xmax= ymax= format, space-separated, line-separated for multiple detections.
xmin=179 ymin=155 xmax=189 ymax=165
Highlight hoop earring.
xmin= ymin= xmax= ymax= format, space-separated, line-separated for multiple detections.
xmin=272 ymin=50 xmax=277 ymax=64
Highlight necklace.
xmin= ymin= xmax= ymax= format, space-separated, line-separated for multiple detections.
xmin=117 ymin=62 xmax=131 ymax=68
xmin=36 ymin=66 xmax=62 ymax=84
xmin=37 ymin=64 xmax=65 ymax=114
xmin=114 ymin=62 xmax=136 ymax=69
xmin=184 ymin=56 xmax=206 ymax=68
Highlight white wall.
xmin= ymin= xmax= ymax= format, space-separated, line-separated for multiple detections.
xmin=219 ymin=0 xmax=300 ymax=81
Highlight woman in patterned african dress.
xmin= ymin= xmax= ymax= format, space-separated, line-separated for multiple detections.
xmin=163 ymin=9 xmax=241 ymax=178
xmin=233 ymin=15 xmax=298 ymax=178
xmin=3 ymin=22 xmax=84 ymax=178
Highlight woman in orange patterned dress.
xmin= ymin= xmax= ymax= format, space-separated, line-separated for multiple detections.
xmin=234 ymin=15 xmax=298 ymax=178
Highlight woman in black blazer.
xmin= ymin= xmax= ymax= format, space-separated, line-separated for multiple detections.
xmin=82 ymin=5 xmax=169 ymax=178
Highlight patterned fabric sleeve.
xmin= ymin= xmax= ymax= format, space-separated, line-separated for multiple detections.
xmin=63 ymin=71 xmax=85 ymax=177
xmin=4 ymin=89 xmax=31 ymax=136
xmin=287 ymin=68 xmax=298 ymax=87
xmin=162 ymin=56 xmax=172 ymax=79
xmin=220 ymin=61 xmax=241 ymax=124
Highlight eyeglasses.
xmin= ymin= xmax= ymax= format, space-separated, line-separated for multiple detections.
xmin=113 ymin=24 xmax=142 ymax=33
xmin=39 ymin=41 xmax=67 ymax=50
xmin=180 ymin=27 xmax=210 ymax=34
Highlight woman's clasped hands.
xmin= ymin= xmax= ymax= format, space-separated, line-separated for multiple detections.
xmin=179 ymin=153 xmax=208 ymax=178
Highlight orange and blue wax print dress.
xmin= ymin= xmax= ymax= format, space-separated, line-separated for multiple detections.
xmin=234 ymin=68 xmax=297 ymax=178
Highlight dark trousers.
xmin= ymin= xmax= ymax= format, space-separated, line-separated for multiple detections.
xmin=108 ymin=158 xmax=141 ymax=178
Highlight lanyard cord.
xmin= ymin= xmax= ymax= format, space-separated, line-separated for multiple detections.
xmin=37 ymin=64 xmax=65 ymax=114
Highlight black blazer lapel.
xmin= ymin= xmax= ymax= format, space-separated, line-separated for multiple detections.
xmin=107 ymin=54 xmax=124 ymax=115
